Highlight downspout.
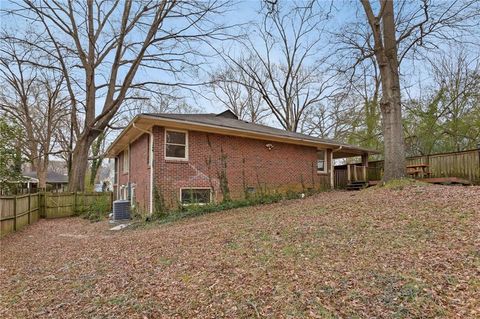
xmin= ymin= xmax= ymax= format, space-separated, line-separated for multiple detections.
xmin=128 ymin=143 xmax=131 ymax=200
xmin=133 ymin=123 xmax=154 ymax=215
xmin=331 ymin=146 xmax=343 ymax=189
xmin=115 ymin=156 xmax=120 ymax=199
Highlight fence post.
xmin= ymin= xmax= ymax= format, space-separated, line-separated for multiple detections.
xmin=28 ymin=193 xmax=31 ymax=225
xmin=39 ymin=193 xmax=45 ymax=218
xmin=13 ymin=195 xmax=17 ymax=231
xmin=73 ymin=192 xmax=77 ymax=215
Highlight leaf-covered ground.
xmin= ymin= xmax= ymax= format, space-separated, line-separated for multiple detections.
xmin=1 ymin=185 xmax=479 ymax=318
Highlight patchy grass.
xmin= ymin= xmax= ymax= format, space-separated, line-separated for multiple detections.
xmin=1 ymin=185 xmax=479 ymax=318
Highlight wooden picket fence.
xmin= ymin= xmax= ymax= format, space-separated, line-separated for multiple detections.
xmin=0 ymin=192 xmax=112 ymax=237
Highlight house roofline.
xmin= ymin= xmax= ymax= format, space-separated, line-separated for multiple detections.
xmin=106 ymin=114 xmax=379 ymax=157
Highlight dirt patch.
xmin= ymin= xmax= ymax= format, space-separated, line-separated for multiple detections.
xmin=1 ymin=185 xmax=479 ymax=318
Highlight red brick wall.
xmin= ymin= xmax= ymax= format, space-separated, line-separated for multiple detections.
xmin=151 ymin=126 xmax=331 ymax=209
xmin=129 ymin=134 xmax=151 ymax=213
xmin=114 ymin=134 xmax=151 ymax=213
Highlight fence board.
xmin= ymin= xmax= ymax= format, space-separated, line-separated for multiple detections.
xmin=334 ymin=149 xmax=480 ymax=186
xmin=0 ymin=193 xmax=40 ymax=237
xmin=45 ymin=193 xmax=75 ymax=219
xmin=1 ymin=192 xmax=112 ymax=237
xmin=334 ymin=168 xmax=348 ymax=189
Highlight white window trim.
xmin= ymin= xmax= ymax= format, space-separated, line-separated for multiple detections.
xmin=179 ymin=187 xmax=212 ymax=206
xmin=120 ymin=185 xmax=128 ymax=200
xmin=130 ymin=184 xmax=136 ymax=208
xmin=122 ymin=148 xmax=129 ymax=173
xmin=317 ymin=149 xmax=328 ymax=174
xmin=165 ymin=129 xmax=188 ymax=161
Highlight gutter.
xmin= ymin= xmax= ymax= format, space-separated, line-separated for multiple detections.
xmin=332 ymin=146 xmax=343 ymax=153
xmin=115 ymin=155 xmax=120 ymax=200
xmin=141 ymin=114 xmax=371 ymax=152
xmin=105 ymin=115 xmax=140 ymax=156
xmin=107 ymin=114 xmax=378 ymax=157
xmin=132 ymin=123 xmax=154 ymax=216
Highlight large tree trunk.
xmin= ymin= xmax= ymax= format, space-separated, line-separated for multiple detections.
xmin=380 ymin=1 xmax=405 ymax=181
xmin=68 ymin=136 xmax=92 ymax=192
xmin=380 ymin=88 xmax=405 ymax=180
xmin=362 ymin=0 xmax=406 ymax=181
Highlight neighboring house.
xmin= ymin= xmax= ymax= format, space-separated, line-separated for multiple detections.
xmin=23 ymin=160 xmax=68 ymax=176
xmin=106 ymin=110 xmax=376 ymax=214
xmin=22 ymin=171 xmax=69 ymax=192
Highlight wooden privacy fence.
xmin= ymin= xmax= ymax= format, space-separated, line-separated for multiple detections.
xmin=1 ymin=192 xmax=112 ymax=237
xmin=0 ymin=193 xmax=40 ymax=237
xmin=366 ymin=149 xmax=480 ymax=184
xmin=334 ymin=148 xmax=480 ymax=187
xmin=406 ymin=149 xmax=479 ymax=183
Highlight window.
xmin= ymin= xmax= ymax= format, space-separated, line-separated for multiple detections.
xmin=114 ymin=158 xmax=118 ymax=183
xmin=120 ymin=185 xmax=128 ymax=200
xmin=165 ymin=130 xmax=187 ymax=160
xmin=317 ymin=150 xmax=327 ymax=173
xmin=130 ymin=185 xmax=136 ymax=207
xmin=180 ymin=188 xmax=211 ymax=205
xmin=123 ymin=149 xmax=129 ymax=173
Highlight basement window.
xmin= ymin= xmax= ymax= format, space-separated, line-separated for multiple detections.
xmin=165 ymin=129 xmax=188 ymax=160
xmin=317 ymin=150 xmax=327 ymax=173
xmin=180 ymin=188 xmax=211 ymax=205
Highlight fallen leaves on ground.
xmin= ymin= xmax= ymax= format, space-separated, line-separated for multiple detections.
xmin=1 ymin=185 xmax=479 ymax=318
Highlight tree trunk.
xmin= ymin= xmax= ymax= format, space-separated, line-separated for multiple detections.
xmin=68 ymin=136 xmax=91 ymax=192
xmin=37 ymin=165 xmax=47 ymax=189
xmin=89 ymin=158 xmax=101 ymax=186
xmin=380 ymin=89 xmax=405 ymax=181
xmin=362 ymin=0 xmax=406 ymax=181
xmin=380 ymin=1 xmax=405 ymax=181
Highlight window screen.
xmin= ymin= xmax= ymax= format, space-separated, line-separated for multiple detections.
xmin=181 ymin=188 xmax=211 ymax=204
xmin=165 ymin=130 xmax=187 ymax=159
xmin=317 ymin=150 xmax=326 ymax=172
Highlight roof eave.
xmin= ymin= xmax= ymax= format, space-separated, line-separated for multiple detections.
xmin=106 ymin=114 xmax=380 ymax=157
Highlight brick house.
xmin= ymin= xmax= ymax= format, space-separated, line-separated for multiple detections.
xmin=106 ymin=110 xmax=376 ymax=214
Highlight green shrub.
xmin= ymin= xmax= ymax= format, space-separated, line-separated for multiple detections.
xmin=77 ymin=195 xmax=111 ymax=222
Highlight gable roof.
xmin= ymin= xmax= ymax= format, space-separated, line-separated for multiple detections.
xmin=106 ymin=111 xmax=379 ymax=158
xmin=23 ymin=171 xmax=69 ymax=184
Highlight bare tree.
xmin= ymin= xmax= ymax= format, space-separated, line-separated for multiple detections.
xmin=3 ymin=0 xmax=232 ymax=191
xmin=210 ymin=64 xmax=269 ymax=123
xmin=430 ymin=50 xmax=480 ymax=151
xmin=336 ymin=0 xmax=480 ymax=181
xmin=299 ymin=95 xmax=358 ymax=139
xmin=222 ymin=0 xmax=335 ymax=132
xmin=403 ymin=49 xmax=480 ymax=155
xmin=0 ymin=40 xmax=68 ymax=188
xmin=357 ymin=0 xmax=406 ymax=180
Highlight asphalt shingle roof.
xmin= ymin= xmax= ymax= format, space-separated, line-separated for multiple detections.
xmin=143 ymin=111 xmax=376 ymax=153
xmin=23 ymin=171 xmax=69 ymax=184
